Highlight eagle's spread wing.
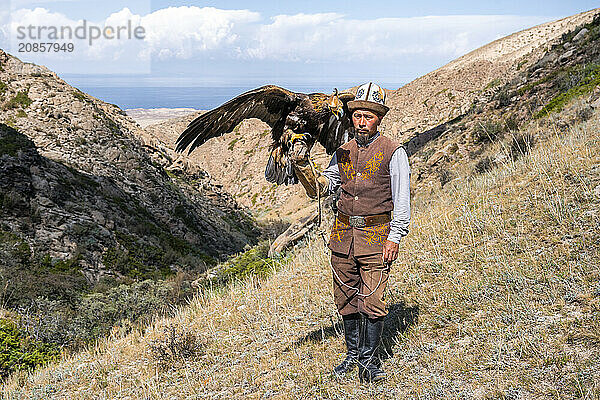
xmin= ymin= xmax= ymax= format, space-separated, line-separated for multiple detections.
xmin=175 ymin=85 xmax=300 ymax=154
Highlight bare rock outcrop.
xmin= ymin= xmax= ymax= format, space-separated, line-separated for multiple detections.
xmin=0 ymin=48 xmax=260 ymax=285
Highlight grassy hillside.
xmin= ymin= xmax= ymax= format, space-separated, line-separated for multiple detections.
xmin=3 ymin=100 xmax=598 ymax=398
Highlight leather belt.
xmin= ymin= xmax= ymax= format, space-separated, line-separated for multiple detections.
xmin=337 ymin=211 xmax=391 ymax=228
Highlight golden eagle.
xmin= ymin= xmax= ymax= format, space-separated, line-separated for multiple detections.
xmin=174 ymin=85 xmax=355 ymax=185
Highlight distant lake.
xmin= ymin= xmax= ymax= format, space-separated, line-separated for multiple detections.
xmin=75 ymin=86 xmax=337 ymax=110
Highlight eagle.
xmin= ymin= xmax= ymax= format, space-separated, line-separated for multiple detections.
xmin=174 ymin=85 xmax=355 ymax=185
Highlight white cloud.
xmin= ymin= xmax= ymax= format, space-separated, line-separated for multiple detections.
xmin=2 ymin=6 xmax=260 ymax=63
xmin=139 ymin=6 xmax=260 ymax=60
xmin=9 ymin=6 xmax=77 ymax=31
xmin=0 ymin=6 xmax=551 ymax=74
xmin=0 ymin=9 xmax=9 ymax=45
xmin=243 ymin=14 xmax=550 ymax=62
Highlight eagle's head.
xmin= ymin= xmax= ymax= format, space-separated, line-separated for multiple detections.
xmin=327 ymin=89 xmax=345 ymax=120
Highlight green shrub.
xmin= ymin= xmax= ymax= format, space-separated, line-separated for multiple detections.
xmin=19 ymin=278 xmax=194 ymax=348
xmin=535 ymin=64 xmax=600 ymax=118
xmin=102 ymin=230 xmax=197 ymax=280
xmin=472 ymin=120 xmax=504 ymax=144
xmin=3 ymin=91 xmax=32 ymax=110
xmin=39 ymin=254 xmax=81 ymax=273
xmin=0 ymin=318 xmax=60 ymax=380
xmin=217 ymin=241 xmax=277 ymax=282
xmin=485 ymin=78 xmax=501 ymax=90
xmin=517 ymin=68 xmax=565 ymax=96
xmin=227 ymin=137 xmax=240 ymax=151
xmin=72 ymin=90 xmax=87 ymax=102
xmin=516 ymin=59 xmax=528 ymax=71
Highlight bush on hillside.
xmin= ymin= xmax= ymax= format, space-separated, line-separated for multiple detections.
xmin=216 ymin=241 xmax=278 ymax=283
xmin=504 ymin=114 xmax=520 ymax=132
xmin=439 ymin=168 xmax=454 ymax=187
xmin=0 ymin=318 xmax=60 ymax=380
xmin=495 ymin=88 xmax=512 ymax=108
xmin=148 ymin=324 xmax=204 ymax=368
xmin=472 ymin=120 xmax=505 ymax=144
xmin=18 ymin=278 xmax=193 ymax=348
xmin=2 ymin=91 xmax=32 ymax=110
xmin=474 ymin=156 xmax=495 ymax=174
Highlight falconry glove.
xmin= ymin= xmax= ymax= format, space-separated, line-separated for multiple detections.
xmin=289 ymin=133 xmax=329 ymax=199
xmin=288 ymin=133 xmax=311 ymax=163
xmin=293 ymin=161 xmax=330 ymax=199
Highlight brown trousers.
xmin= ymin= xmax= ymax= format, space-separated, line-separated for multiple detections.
xmin=331 ymin=239 xmax=390 ymax=318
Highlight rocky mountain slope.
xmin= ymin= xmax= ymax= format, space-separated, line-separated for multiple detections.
xmin=126 ymin=108 xmax=200 ymax=128
xmin=406 ymin=12 xmax=600 ymax=195
xmin=133 ymin=9 xmax=599 ymax=224
xmin=0 ymin=49 xmax=259 ymax=305
xmin=383 ymin=8 xmax=599 ymax=136
xmin=6 ymin=81 xmax=599 ymax=400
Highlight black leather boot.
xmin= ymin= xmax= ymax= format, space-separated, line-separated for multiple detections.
xmin=358 ymin=316 xmax=386 ymax=383
xmin=333 ymin=313 xmax=360 ymax=377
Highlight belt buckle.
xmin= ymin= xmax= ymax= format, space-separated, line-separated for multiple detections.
xmin=348 ymin=215 xmax=366 ymax=228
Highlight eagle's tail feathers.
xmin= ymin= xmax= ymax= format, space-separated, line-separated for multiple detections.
xmin=265 ymin=152 xmax=298 ymax=186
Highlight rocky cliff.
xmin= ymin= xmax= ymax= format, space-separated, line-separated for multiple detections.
xmin=139 ymin=115 xmax=328 ymax=223
xmin=0 ymin=48 xmax=259 ymax=302
xmin=402 ymin=12 xmax=600 ymax=195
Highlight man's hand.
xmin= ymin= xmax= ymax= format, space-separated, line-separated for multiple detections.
xmin=382 ymin=240 xmax=399 ymax=265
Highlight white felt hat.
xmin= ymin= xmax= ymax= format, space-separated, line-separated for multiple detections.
xmin=347 ymin=82 xmax=389 ymax=117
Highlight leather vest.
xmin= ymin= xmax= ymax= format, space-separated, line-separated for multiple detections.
xmin=329 ymin=134 xmax=401 ymax=256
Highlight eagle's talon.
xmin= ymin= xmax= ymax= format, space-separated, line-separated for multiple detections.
xmin=289 ymin=132 xmax=311 ymax=145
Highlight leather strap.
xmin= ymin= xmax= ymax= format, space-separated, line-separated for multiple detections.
xmin=337 ymin=211 xmax=391 ymax=228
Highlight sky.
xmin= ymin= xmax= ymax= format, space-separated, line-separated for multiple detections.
xmin=0 ymin=0 xmax=598 ymax=90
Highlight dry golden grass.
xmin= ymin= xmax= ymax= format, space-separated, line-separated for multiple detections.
xmin=2 ymin=109 xmax=600 ymax=399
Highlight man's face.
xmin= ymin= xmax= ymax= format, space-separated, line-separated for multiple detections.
xmin=352 ymin=109 xmax=380 ymax=145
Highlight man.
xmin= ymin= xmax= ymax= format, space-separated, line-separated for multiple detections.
xmin=290 ymin=82 xmax=411 ymax=383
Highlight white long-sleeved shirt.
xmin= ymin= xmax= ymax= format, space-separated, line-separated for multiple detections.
xmin=321 ymin=132 xmax=411 ymax=243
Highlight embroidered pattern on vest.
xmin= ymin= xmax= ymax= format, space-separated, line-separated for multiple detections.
xmin=364 ymin=224 xmax=389 ymax=246
xmin=339 ymin=150 xmax=384 ymax=182
xmin=330 ymin=218 xmax=348 ymax=243
xmin=339 ymin=153 xmax=355 ymax=180
xmin=360 ymin=151 xmax=384 ymax=181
